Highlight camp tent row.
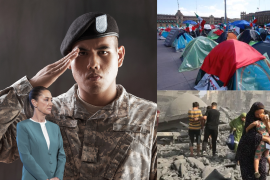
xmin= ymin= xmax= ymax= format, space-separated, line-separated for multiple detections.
xmin=195 ymin=40 xmax=270 ymax=90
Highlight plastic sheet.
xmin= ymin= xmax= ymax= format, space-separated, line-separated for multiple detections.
xmin=178 ymin=36 xmax=218 ymax=72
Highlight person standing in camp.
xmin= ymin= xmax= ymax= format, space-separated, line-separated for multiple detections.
xmin=188 ymin=102 xmax=203 ymax=156
xmin=202 ymin=102 xmax=220 ymax=157
xmin=237 ymin=102 xmax=270 ymax=180
xmin=229 ymin=113 xmax=246 ymax=153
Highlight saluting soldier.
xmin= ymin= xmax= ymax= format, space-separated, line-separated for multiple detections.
xmin=0 ymin=12 xmax=157 ymax=180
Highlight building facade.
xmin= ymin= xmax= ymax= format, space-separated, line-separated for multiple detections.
xmin=157 ymin=10 xmax=230 ymax=28
xmin=241 ymin=11 xmax=270 ymax=25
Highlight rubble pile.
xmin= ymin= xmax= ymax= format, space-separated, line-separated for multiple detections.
xmin=157 ymin=129 xmax=243 ymax=180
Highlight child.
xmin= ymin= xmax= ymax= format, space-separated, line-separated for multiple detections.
xmin=246 ymin=113 xmax=270 ymax=178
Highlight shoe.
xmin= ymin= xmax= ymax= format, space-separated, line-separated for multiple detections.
xmin=254 ymin=172 xmax=261 ymax=178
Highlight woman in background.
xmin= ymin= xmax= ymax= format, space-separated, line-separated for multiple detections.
xmin=229 ymin=113 xmax=246 ymax=152
xmin=16 ymin=86 xmax=66 ymax=180
xmin=237 ymin=102 xmax=270 ymax=180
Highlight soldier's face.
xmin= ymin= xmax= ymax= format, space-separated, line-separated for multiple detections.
xmin=69 ymin=36 xmax=125 ymax=94
xmin=32 ymin=90 xmax=53 ymax=115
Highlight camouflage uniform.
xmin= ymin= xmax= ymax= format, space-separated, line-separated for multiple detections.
xmin=0 ymin=76 xmax=157 ymax=180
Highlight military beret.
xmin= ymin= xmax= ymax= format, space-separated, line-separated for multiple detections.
xmin=60 ymin=12 xmax=119 ymax=56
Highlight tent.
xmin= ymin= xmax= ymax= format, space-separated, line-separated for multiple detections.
xmin=164 ymin=28 xmax=182 ymax=47
xmin=195 ymin=40 xmax=270 ymax=90
xmin=183 ymin=20 xmax=197 ymax=25
xmin=259 ymin=29 xmax=269 ymax=41
xmin=216 ymin=31 xmax=237 ymax=43
xmin=266 ymin=23 xmax=270 ymax=27
xmin=207 ymin=29 xmax=222 ymax=40
xmin=230 ymin=20 xmax=250 ymax=29
xmin=179 ymin=36 xmax=218 ymax=72
xmin=161 ymin=31 xmax=169 ymax=38
xmin=237 ymin=29 xmax=262 ymax=45
xmin=173 ymin=33 xmax=193 ymax=52
xmin=266 ymin=35 xmax=270 ymax=42
xmin=252 ymin=41 xmax=270 ymax=57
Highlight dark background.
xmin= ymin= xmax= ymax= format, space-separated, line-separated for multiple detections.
xmin=0 ymin=0 xmax=157 ymax=179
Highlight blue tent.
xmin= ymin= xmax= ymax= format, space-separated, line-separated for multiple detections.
xmin=235 ymin=57 xmax=270 ymax=90
xmin=183 ymin=20 xmax=197 ymax=25
xmin=266 ymin=23 xmax=270 ymax=27
xmin=161 ymin=31 xmax=169 ymax=38
xmin=174 ymin=33 xmax=193 ymax=52
xmin=230 ymin=20 xmax=250 ymax=29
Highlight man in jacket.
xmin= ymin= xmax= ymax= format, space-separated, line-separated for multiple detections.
xmin=0 ymin=12 xmax=157 ymax=180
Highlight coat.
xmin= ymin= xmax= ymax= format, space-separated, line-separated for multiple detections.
xmin=229 ymin=113 xmax=246 ymax=152
xmin=16 ymin=119 xmax=66 ymax=180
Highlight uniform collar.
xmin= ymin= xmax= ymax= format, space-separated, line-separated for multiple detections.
xmin=62 ymin=84 xmax=129 ymax=121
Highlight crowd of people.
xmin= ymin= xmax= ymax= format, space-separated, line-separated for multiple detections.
xmin=187 ymin=101 xmax=270 ymax=180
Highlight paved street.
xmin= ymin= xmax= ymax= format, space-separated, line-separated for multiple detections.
xmin=157 ymin=34 xmax=199 ymax=90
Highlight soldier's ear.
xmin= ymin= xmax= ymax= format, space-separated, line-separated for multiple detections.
xmin=117 ymin=46 xmax=125 ymax=67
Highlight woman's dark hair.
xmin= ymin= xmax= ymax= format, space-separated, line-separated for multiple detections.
xmin=24 ymin=86 xmax=49 ymax=118
xmin=250 ymin=102 xmax=264 ymax=114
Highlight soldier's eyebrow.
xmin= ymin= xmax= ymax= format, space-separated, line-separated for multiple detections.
xmin=78 ymin=47 xmax=90 ymax=51
xmin=96 ymin=45 xmax=111 ymax=50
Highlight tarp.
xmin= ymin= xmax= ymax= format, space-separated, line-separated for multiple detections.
xmin=266 ymin=23 xmax=270 ymax=27
xmin=183 ymin=20 xmax=197 ymax=25
xmin=200 ymin=39 xmax=265 ymax=86
xmin=230 ymin=20 xmax=250 ymax=29
xmin=216 ymin=31 xmax=237 ymax=44
xmin=179 ymin=36 xmax=218 ymax=72
xmin=237 ymin=29 xmax=262 ymax=44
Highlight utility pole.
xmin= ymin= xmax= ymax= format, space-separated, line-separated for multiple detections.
xmin=224 ymin=0 xmax=227 ymax=32
xmin=196 ymin=0 xmax=197 ymax=13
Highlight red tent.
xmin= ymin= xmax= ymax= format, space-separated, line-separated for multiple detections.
xmin=201 ymin=39 xmax=265 ymax=86
xmin=213 ymin=29 xmax=224 ymax=36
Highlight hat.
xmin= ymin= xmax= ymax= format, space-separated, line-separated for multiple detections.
xmin=60 ymin=12 xmax=119 ymax=56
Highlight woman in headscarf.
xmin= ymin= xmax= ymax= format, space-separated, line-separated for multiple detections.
xmin=229 ymin=113 xmax=246 ymax=152
xmin=237 ymin=102 xmax=270 ymax=180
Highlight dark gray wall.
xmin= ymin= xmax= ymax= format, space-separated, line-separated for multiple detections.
xmin=0 ymin=0 xmax=157 ymax=179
